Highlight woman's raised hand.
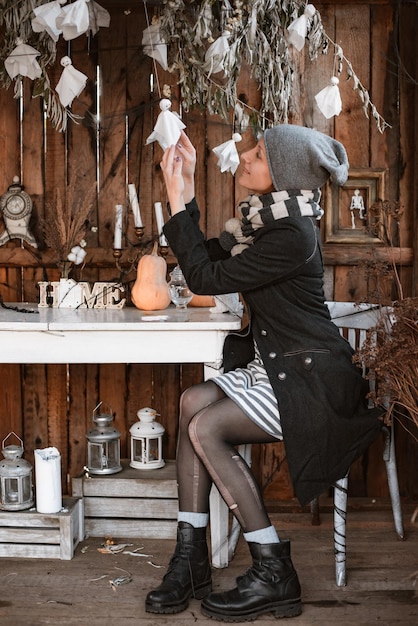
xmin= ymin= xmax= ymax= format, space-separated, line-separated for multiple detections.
xmin=174 ymin=131 xmax=196 ymax=202
xmin=160 ymin=144 xmax=186 ymax=216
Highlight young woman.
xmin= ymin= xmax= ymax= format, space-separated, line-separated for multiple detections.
xmin=145 ymin=125 xmax=382 ymax=622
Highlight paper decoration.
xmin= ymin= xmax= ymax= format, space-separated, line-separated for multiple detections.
xmin=4 ymin=39 xmax=42 ymax=80
xmin=315 ymin=76 xmax=342 ymax=119
xmin=210 ymin=293 xmax=244 ymax=316
xmin=146 ymin=99 xmax=186 ymax=151
xmin=31 ymin=0 xmax=67 ymax=42
xmin=55 ymin=56 xmax=88 ymax=107
xmin=142 ymin=18 xmax=168 ymax=71
xmin=212 ymin=133 xmax=242 ymax=175
xmin=56 ymin=0 xmax=90 ymax=40
xmin=203 ymin=30 xmax=231 ymax=76
xmin=287 ymin=4 xmax=316 ymax=51
xmin=67 ymin=245 xmax=87 ymax=265
xmin=34 ymin=447 xmax=62 ymax=513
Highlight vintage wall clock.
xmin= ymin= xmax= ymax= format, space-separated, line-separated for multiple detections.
xmin=0 ymin=176 xmax=37 ymax=247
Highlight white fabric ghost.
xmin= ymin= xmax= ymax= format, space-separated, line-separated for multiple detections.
xmin=4 ymin=39 xmax=42 ymax=80
xmin=203 ymin=31 xmax=231 ymax=76
xmin=142 ymin=19 xmax=168 ymax=71
xmin=55 ymin=56 xmax=88 ymax=107
xmin=212 ymin=133 xmax=242 ymax=175
xmin=146 ymin=99 xmax=186 ymax=151
xmin=287 ymin=4 xmax=316 ymax=51
xmin=56 ymin=0 xmax=90 ymax=40
xmin=31 ymin=0 xmax=67 ymax=42
xmin=315 ymin=76 xmax=342 ymax=119
xmin=88 ymin=1 xmax=110 ymax=36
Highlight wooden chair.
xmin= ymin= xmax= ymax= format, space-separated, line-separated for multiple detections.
xmin=209 ymin=302 xmax=405 ymax=586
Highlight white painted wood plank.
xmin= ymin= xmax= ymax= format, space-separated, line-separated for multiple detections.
xmin=83 ymin=497 xmax=178 ymax=519
xmin=84 ymin=518 xmax=177 ymax=539
xmin=0 ymin=527 xmax=60 ymax=543
xmin=0 ymin=543 xmax=61 ymax=559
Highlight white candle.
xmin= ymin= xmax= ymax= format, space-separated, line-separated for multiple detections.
xmin=114 ymin=204 xmax=123 ymax=248
xmin=128 ymin=183 xmax=142 ymax=227
xmin=154 ymin=201 xmax=169 ymax=246
xmin=34 ymin=447 xmax=62 ymax=513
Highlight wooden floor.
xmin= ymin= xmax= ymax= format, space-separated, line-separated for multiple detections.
xmin=1 ymin=501 xmax=417 ymax=626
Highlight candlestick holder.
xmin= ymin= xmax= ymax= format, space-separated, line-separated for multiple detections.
xmin=135 ymin=226 xmax=145 ymax=241
xmin=159 ymin=244 xmax=169 ymax=258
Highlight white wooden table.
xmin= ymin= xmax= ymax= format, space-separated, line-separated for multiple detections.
xmin=0 ymin=303 xmax=241 ymax=566
xmin=0 ymin=304 xmax=241 ymax=373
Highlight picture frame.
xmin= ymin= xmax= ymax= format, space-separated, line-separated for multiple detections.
xmin=324 ymin=168 xmax=386 ymax=244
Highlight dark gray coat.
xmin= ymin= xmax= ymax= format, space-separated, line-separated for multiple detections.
xmin=164 ymin=199 xmax=382 ymax=505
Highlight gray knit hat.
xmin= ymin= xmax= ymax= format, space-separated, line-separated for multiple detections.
xmin=264 ymin=124 xmax=349 ymax=191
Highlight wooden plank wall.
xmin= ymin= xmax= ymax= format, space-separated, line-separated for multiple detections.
xmin=0 ymin=1 xmax=416 ymax=501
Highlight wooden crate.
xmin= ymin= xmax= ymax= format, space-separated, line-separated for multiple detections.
xmin=0 ymin=497 xmax=83 ymax=560
xmin=72 ymin=459 xmax=178 ymax=539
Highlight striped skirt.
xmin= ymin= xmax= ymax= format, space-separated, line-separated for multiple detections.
xmin=212 ymin=341 xmax=283 ymax=440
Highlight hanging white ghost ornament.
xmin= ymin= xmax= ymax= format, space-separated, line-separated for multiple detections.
xmin=87 ymin=1 xmax=110 ymax=36
xmin=142 ymin=18 xmax=168 ymax=71
xmin=31 ymin=0 xmax=67 ymax=42
xmin=4 ymin=39 xmax=42 ymax=80
xmin=212 ymin=133 xmax=242 ymax=175
xmin=55 ymin=56 xmax=88 ymax=107
xmin=315 ymin=76 xmax=342 ymax=119
xmin=287 ymin=4 xmax=316 ymax=51
xmin=203 ymin=31 xmax=231 ymax=76
xmin=56 ymin=0 xmax=90 ymax=40
xmin=146 ymin=99 xmax=186 ymax=151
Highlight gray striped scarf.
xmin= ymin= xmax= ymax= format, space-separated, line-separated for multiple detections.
xmin=219 ymin=189 xmax=323 ymax=256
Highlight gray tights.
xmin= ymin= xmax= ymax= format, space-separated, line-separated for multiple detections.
xmin=176 ymin=380 xmax=278 ymax=533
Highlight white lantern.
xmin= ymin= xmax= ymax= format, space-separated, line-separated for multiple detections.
xmin=0 ymin=432 xmax=34 ymax=511
xmin=130 ymin=407 xmax=165 ymax=470
xmin=86 ymin=402 xmax=122 ymax=475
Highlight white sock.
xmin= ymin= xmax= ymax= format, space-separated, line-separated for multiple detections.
xmin=243 ymin=525 xmax=280 ymax=544
xmin=178 ymin=511 xmax=209 ymax=528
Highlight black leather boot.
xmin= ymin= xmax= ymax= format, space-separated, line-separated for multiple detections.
xmin=201 ymin=540 xmax=301 ymax=621
xmin=145 ymin=522 xmax=212 ymax=614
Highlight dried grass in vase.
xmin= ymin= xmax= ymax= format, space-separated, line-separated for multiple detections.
xmin=353 ymin=199 xmax=418 ymax=442
xmin=44 ymin=175 xmax=96 ymax=278
xmin=354 ymin=298 xmax=418 ymax=441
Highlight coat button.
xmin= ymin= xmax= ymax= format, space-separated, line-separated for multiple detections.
xmin=304 ymin=356 xmax=312 ymax=366
xmin=261 ymin=329 xmax=267 ymax=336
xmin=278 ymin=372 xmax=286 ymax=381
xmin=268 ymin=351 xmax=277 ymax=359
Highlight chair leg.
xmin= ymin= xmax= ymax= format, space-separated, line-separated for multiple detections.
xmin=310 ymin=497 xmax=321 ymax=525
xmin=334 ymin=475 xmax=348 ymax=587
xmin=382 ymin=425 xmax=405 ymax=540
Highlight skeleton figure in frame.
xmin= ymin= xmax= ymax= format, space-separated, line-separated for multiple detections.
xmin=349 ymin=188 xmax=366 ymax=228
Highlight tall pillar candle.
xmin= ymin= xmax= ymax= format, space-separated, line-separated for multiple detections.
xmin=128 ymin=184 xmax=142 ymax=227
xmin=34 ymin=447 xmax=62 ymax=513
xmin=154 ymin=201 xmax=169 ymax=246
xmin=114 ymin=204 xmax=123 ymax=248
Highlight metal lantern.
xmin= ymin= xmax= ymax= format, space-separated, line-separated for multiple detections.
xmin=0 ymin=432 xmax=34 ymax=511
xmin=86 ymin=402 xmax=122 ymax=475
xmin=130 ymin=407 xmax=165 ymax=470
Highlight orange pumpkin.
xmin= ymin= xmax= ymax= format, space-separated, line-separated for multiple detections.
xmin=189 ymin=294 xmax=216 ymax=307
xmin=131 ymin=241 xmax=171 ymax=311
